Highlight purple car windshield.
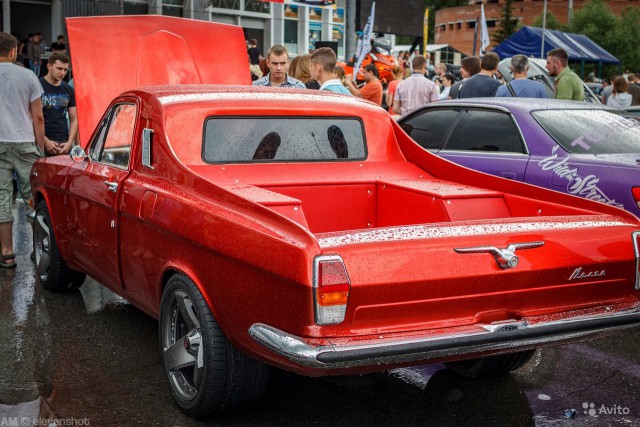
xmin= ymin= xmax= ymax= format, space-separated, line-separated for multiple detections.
xmin=532 ymin=109 xmax=640 ymax=154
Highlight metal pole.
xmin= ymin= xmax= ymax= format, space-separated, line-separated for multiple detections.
xmin=540 ymin=0 xmax=547 ymax=58
xmin=2 ymin=0 xmax=10 ymax=34
xmin=568 ymin=0 xmax=573 ymax=24
xmin=345 ymin=0 xmax=357 ymax=61
xmin=472 ymin=16 xmax=478 ymax=56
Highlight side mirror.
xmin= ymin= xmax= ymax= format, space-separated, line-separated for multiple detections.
xmin=70 ymin=145 xmax=87 ymax=163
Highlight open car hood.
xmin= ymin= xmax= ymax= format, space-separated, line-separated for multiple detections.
xmin=66 ymin=15 xmax=250 ymax=147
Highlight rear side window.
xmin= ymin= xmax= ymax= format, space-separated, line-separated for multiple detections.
xmin=444 ymin=109 xmax=525 ymax=153
xmin=400 ymin=108 xmax=460 ymax=150
xmin=532 ymin=109 xmax=640 ymax=154
xmin=203 ymin=117 xmax=366 ymax=163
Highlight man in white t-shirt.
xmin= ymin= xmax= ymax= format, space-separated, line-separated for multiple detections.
xmin=0 ymin=32 xmax=44 ymax=268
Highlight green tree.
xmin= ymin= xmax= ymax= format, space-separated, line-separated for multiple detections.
xmin=568 ymin=0 xmax=640 ymax=73
xmin=531 ymin=10 xmax=566 ymax=31
xmin=492 ymin=0 xmax=520 ymax=44
xmin=606 ymin=6 xmax=640 ymax=71
xmin=569 ymin=0 xmax=617 ymax=44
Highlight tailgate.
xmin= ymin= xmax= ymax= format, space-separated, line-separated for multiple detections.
xmin=316 ymin=215 xmax=640 ymax=334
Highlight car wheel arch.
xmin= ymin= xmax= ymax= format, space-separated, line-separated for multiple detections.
xmin=33 ymin=191 xmax=69 ymax=262
xmin=158 ymin=266 xmax=219 ymax=323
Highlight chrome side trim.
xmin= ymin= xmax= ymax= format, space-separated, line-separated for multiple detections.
xmin=440 ymin=151 xmax=530 ymax=158
xmin=634 ymin=231 xmax=640 ymax=290
xmin=249 ymin=308 xmax=640 ymax=369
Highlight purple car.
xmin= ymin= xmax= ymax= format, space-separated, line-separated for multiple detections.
xmin=398 ymin=98 xmax=640 ymax=216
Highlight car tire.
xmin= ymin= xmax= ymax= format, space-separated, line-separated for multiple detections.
xmin=33 ymin=200 xmax=86 ymax=292
xmin=444 ymin=350 xmax=536 ymax=378
xmin=159 ymin=274 xmax=269 ymax=418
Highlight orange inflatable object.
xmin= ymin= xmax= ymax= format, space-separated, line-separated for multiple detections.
xmin=338 ymin=51 xmax=398 ymax=83
xmin=338 ymin=53 xmax=398 ymax=83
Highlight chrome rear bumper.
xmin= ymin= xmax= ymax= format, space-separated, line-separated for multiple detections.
xmin=249 ymin=308 xmax=640 ymax=369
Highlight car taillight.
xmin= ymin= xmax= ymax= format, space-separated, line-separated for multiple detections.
xmin=634 ymin=232 xmax=640 ymax=290
xmin=313 ymin=255 xmax=350 ymax=325
xmin=632 ymin=187 xmax=640 ymax=209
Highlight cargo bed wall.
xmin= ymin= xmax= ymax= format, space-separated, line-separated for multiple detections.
xmin=263 ymin=179 xmax=584 ymax=234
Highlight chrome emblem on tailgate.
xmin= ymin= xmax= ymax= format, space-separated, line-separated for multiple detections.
xmin=454 ymin=241 xmax=545 ymax=269
xmin=569 ymin=267 xmax=606 ymax=280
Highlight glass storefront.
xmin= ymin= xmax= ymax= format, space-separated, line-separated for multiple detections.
xmin=284 ymin=4 xmax=298 ymax=54
xmin=309 ymin=7 xmax=322 ymax=52
xmin=333 ymin=7 xmax=345 ymax=60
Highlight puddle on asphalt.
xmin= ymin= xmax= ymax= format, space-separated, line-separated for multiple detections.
xmin=389 ymin=364 xmax=445 ymax=389
xmin=78 ymin=278 xmax=129 ymax=314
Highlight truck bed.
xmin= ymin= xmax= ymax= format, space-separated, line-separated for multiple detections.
xmin=191 ymin=161 xmax=597 ymax=234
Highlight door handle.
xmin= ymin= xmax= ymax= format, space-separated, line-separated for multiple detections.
xmin=104 ymin=181 xmax=118 ymax=193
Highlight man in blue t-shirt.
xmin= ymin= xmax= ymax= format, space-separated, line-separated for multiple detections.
xmin=39 ymin=53 xmax=77 ymax=156
xmin=458 ymin=52 xmax=502 ymax=98
xmin=495 ymin=55 xmax=548 ymax=98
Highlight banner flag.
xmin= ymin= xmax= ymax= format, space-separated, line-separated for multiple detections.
xmin=423 ymin=8 xmax=429 ymax=54
xmin=353 ymin=1 xmax=375 ymax=81
xmin=480 ymin=4 xmax=490 ymax=54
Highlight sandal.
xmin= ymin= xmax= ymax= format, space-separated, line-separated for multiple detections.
xmin=1 ymin=253 xmax=16 ymax=268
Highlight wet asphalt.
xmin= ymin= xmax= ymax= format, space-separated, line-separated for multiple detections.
xmin=1 ymin=203 xmax=640 ymax=427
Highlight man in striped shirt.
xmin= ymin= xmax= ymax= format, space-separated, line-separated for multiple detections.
xmin=393 ymin=55 xmax=439 ymax=117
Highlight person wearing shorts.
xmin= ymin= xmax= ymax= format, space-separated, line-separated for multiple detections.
xmin=0 ymin=32 xmax=45 ymax=268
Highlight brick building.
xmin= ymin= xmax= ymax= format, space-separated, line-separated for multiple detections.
xmin=435 ymin=0 xmax=639 ymax=56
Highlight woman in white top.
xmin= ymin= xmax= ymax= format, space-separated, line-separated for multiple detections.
xmin=439 ymin=74 xmax=455 ymax=101
xmin=606 ymin=76 xmax=632 ymax=108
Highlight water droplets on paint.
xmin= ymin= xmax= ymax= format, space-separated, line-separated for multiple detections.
xmin=317 ymin=219 xmax=628 ymax=248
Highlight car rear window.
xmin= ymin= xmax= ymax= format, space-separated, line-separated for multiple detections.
xmin=203 ymin=117 xmax=366 ymax=163
xmin=532 ymin=109 xmax=640 ymax=154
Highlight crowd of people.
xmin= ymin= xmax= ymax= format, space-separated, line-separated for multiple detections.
xmin=248 ymin=40 xmax=640 ymax=116
xmin=15 ymin=32 xmax=68 ymax=76
xmin=1 ymin=29 xmax=638 ymax=268
xmin=0 ymin=32 xmax=75 ymax=267
xmin=601 ymin=73 xmax=640 ymax=107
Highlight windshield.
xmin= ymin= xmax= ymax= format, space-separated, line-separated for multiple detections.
xmin=532 ymin=109 xmax=640 ymax=154
xmin=203 ymin=117 xmax=367 ymax=163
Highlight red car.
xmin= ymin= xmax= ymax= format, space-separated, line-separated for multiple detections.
xmin=31 ymin=16 xmax=640 ymax=418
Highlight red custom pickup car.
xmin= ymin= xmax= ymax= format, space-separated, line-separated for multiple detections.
xmin=30 ymin=16 xmax=640 ymax=418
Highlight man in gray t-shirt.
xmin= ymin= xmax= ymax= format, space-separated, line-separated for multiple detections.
xmin=0 ymin=32 xmax=45 ymax=268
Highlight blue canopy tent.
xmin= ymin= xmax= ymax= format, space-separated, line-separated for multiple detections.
xmin=493 ymin=26 xmax=619 ymax=77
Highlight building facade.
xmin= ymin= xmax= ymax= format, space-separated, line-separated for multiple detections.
xmin=0 ymin=0 xmax=347 ymax=60
xmin=435 ymin=0 xmax=640 ymax=56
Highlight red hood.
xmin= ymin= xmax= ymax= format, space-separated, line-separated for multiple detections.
xmin=66 ymin=15 xmax=251 ymax=147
